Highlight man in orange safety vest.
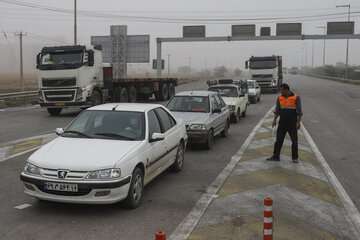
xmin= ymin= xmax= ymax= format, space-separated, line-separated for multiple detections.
xmin=267 ymin=83 xmax=303 ymax=163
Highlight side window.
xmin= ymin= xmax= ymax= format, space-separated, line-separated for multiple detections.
xmin=217 ymin=96 xmax=226 ymax=108
xmin=210 ymin=96 xmax=217 ymax=111
xmin=154 ymin=108 xmax=175 ymax=133
xmin=148 ymin=110 xmax=162 ymax=138
xmin=213 ymin=95 xmax=223 ymax=109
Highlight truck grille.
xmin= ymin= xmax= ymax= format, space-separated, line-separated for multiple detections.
xmin=43 ymin=89 xmax=76 ymax=102
xmin=42 ymin=78 xmax=76 ymax=87
xmin=252 ymin=74 xmax=273 ymax=79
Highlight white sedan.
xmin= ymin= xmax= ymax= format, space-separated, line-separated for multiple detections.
xmin=20 ymin=103 xmax=187 ymax=208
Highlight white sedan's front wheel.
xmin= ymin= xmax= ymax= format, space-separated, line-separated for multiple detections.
xmin=124 ymin=167 xmax=144 ymax=209
xmin=171 ymin=143 xmax=185 ymax=172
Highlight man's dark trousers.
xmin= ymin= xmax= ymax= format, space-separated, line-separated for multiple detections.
xmin=273 ymin=120 xmax=298 ymax=160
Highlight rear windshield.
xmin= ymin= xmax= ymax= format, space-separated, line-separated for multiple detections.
xmin=167 ymin=96 xmax=210 ymax=113
xmin=208 ymin=86 xmax=238 ymax=97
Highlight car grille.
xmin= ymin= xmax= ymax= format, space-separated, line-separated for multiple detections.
xmin=42 ymin=78 xmax=76 ymax=87
xmin=43 ymin=89 xmax=76 ymax=102
xmin=40 ymin=169 xmax=88 ymax=180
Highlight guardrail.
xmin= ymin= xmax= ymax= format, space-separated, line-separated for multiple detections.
xmin=0 ymin=90 xmax=38 ymax=100
xmin=302 ymin=73 xmax=360 ymax=85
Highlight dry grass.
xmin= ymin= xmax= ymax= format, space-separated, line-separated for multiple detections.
xmin=0 ymin=73 xmax=37 ymax=93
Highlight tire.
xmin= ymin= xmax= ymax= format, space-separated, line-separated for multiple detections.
xmin=171 ymin=143 xmax=185 ymax=172
xmin=47 ymin=108 xmax=62 ymax=116
xmin=233 ymin=109 xmax=241 ymax=123
xmin=242 ymin=105 xmax=247 ymax=117
xmin=159 ymin=83 xmax=169 ymax=101
xmin=128 ymin=87 xmax=137 ymax=103
xmin=168 ymin=83 xmax=175 ymax=99
xmin=124 ymin=167 xmax=144 ymax=209
xmin=205 ymin=130 xmax=214 ymax=150
xmin=89 ymin=89 xmax=102 ymax=106
xmin=119 ymin=88 xmax=129 ymax=102
xmin=221 ymin=121 xmax=230 ymax=138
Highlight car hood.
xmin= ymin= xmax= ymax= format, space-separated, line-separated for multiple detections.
xmin=28 ymin=137 xmax=142 ymax=171
xmin=171 ymin=112 xmax=209 ymax=125
xmin=222 ymin=97 xmax=237 ymax=106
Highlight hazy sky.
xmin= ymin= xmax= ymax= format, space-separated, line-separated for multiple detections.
xmin=0 ymin=0 xmax=359 ymax=74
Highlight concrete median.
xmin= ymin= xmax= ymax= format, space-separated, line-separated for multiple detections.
xmin=171 ymin=109 xmax=360 ymax=240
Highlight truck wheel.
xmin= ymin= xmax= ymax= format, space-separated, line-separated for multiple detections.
xmin=159 ymin=83 xmax=169 ymax=101
xmin=47 ymin=108 xmax=62 ymax=116
xmin=119 ymin=88 xmax=129 ymax=102
xmin=168 ymin=83 xmax=175 ymax=99
xmin=128 ymin=87 xmax=137 ymax=103
xmin=89 ymin=89 xmax=102 ymax=106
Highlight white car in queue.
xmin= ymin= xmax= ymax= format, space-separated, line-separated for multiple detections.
xmin=20 ymin=103 xmax=187 ymax=208
xmin=207 ymin=79 xmax=249 ymax=123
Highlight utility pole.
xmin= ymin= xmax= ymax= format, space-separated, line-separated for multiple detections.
xmin=74 ymin=0 xmax=77 ymax=45
xmin=167 ymin=54 xmax=171 ymax=77
xmin=311 ymin=40 xmax=314 ymax=68
xmin=15 ymin=32 xmax=26 ymax=91
xmin=336 ymin=4 xmax=351 ymax=79
xmin=317 ymin=26 xmax=326 ymax=65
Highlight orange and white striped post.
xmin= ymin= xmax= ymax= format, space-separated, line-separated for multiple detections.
xmin=263 ymin=197 xmax=273 ymax=240
xmin=155 ymin=231 xmax=166 ymax=240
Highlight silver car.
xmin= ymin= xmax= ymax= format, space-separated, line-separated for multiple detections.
xmin=167 ymin=91 xmax=230 ymax=149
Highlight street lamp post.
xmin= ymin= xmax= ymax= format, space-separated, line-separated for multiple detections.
xmin=336 ymin=4 xmax=351 ymax=79
xmin=317 ymin=26 xmax=326 ymax=66
xmin=74 ymin=0 xmax=77 ymax=45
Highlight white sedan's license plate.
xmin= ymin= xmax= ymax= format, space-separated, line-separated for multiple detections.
xmin=45 ymin=182 xmax=78 ymax=192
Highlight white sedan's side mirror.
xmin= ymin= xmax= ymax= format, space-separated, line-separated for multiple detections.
xmin=150 ymin=133 xmax=165 ymax=142
xmin=55 ymin=128 xmax=64 ymax=136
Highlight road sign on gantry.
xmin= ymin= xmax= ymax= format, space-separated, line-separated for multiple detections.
xmin=260 ymin=27 xmax=271 ymax=36
xmin=276 ymin=23 xmax=302 ymax=36
xmin=327 ymin=22 xmax=355 ymax=35
xmin=183 ymin=26 xmax=206 ymax=38
xmin=152 ymin=59 xmax=165 ymax=70
xmin=232 ymin=25 xmax=256 ymax=37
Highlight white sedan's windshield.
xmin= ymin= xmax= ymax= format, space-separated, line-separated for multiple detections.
xmin=64 ymin=110 xmax=145 ymax=141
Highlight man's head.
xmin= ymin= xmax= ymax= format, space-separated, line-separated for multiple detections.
xmin=280 ymin=83 xmax=290 ymax=96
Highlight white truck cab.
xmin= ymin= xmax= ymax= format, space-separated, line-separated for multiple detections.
xmin=36 ymin=45 xmax=104 ymax=116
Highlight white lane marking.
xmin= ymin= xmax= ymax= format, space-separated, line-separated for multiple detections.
xmin=1 ymin=105 xmax=40 ymax=112
xmin=355 ymin=109 xmax=360 ymax=112
xmin=302 ymin=125 xmax=360 ymax=238
xmin=14 ymin=204 xmax=32 ymax=210
xmin=169 ymin=107 xmax=274 ymax=240
xmin=0 ymin=133 xmax=55 ymax=162
xmin=310 ymin=119 xmax=320 ymax=123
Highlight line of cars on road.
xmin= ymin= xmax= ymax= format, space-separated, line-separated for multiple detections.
xmin=20 ymin=79 xmax=262 ymax=207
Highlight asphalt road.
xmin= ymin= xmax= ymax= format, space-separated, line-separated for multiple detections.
xmin=0 ymin=79 xmax=275 ymax=240
xmin=289 ymin=74 xmax=360 ymax=209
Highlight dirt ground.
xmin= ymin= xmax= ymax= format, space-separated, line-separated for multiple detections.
xmin=0 ymin=73 xmax=37 ymax=93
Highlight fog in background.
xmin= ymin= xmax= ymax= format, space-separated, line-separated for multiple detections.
xmin=0 ymin=0 xmax=359 ymax=76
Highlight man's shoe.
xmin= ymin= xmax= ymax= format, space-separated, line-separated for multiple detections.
xmin=266 ymin=156 xmax=280 ymax=162
xmin=292 ymin=159 xmax=299 ymax=163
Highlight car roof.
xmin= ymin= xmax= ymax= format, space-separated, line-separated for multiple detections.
xmin=87 ymin=103 xmax=164 ymax=112
xmin=175 ymin=90 xmax=217 ymax=97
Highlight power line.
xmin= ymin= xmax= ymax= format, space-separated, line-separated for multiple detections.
xmin=0 ymin=0 xmax=359 ymax=23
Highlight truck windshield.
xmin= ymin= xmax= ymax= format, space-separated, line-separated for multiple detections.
xmin=41 ymin=52 xmax=83 ymax=66
xmin=250 ymin=60 xmax=277 ymax=69
xmin=247 ymin=81 xmax=256 ymax=88
xmin=167 ymin=96 xmax=210 ymax=113
xmin=208 ymin=87 xmax=238 ymax=97
xmin=63 ymin=110 xmax=146 ymax=141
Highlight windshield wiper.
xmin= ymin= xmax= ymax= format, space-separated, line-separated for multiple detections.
xmin=94 ymin=132 xmax=136 ymax=141
xmin=63 ymin=130 xmax=92 ymax=138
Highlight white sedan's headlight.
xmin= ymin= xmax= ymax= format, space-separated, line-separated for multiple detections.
xmin=189 ymin=124 xmax=207 ymax=131
xmin=24 ymin=162 xmax=41 ymax=175
xmin=86 ymin=168 xmax=121 ymax=180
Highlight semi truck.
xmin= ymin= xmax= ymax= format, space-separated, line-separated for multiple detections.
xmin=245 ymin=55 xmax=283 ymax=92
xmin=36 ymin=45 xmax=177 ymax=116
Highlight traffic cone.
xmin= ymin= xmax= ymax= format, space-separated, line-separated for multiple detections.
xmin=263 ymin=197 xmax=273 ymax=240
xmin=155 ymin=231 xmax=166 ymax=240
